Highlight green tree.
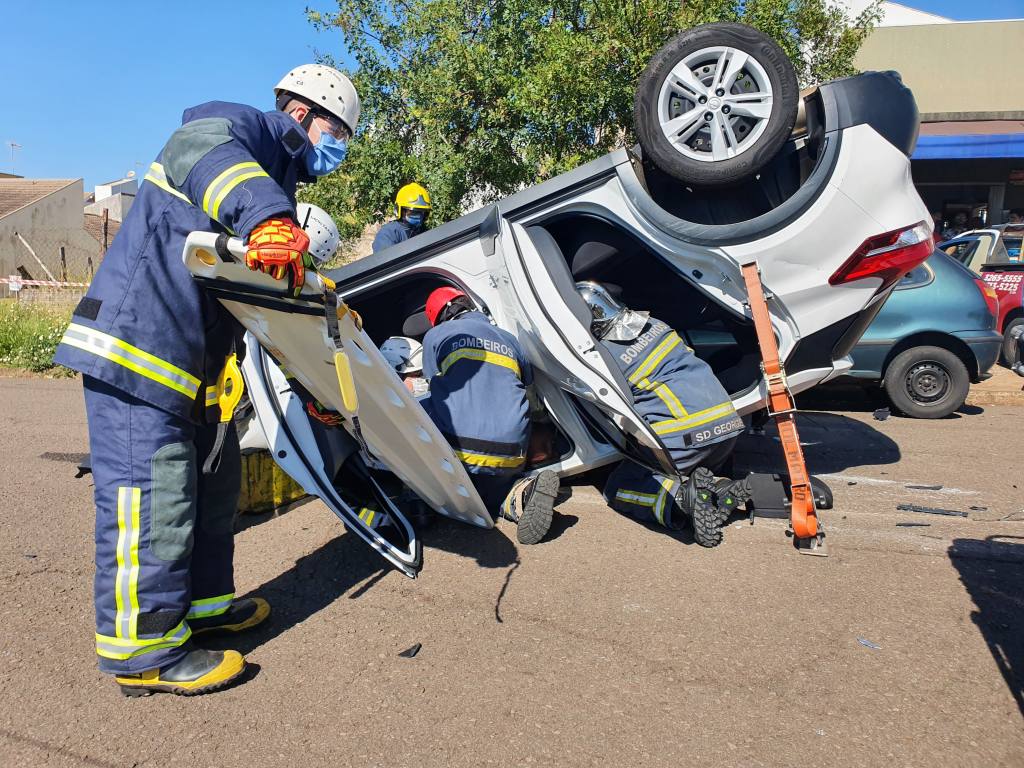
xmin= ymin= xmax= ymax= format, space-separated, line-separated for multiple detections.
xmin=301 ymin=0 xmax=881 ymax=258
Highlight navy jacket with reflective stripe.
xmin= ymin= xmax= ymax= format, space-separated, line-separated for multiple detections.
xmin=371 ymin=221 xmax=419 ymax=252
xmin=602 ymin=316 xmax=743 ymax=458
xmin=421 ymin=312 xmax=532 ymax=475
xmin=55 ymin=102 xmax=313 ymax=422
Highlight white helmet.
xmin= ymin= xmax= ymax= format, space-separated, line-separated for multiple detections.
xmin=296 ymin=203 xmax=340 ymax=265
xmin=274 ymin=64 xmax=360 ymax=136
xmin=380 ymin=336 xmax=423 ymax=374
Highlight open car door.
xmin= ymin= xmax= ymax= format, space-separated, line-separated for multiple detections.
xmin=483 ymin=215 xmax=678 ymax=477
xmin=182 ymin=233 xmax=493 ymax=578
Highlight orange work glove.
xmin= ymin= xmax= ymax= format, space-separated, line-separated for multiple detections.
xmin=306 ymin=400 xmax=344 ymax=428
xmin=245 ymin=217 xmax=312 ymax=295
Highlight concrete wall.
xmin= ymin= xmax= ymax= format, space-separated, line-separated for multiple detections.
xmin=855 ymin=21 xmax=1024 ymax=120
xmin=0 ymin=180 xmax=100 ymax=295
xmin=84 ymin=193 xmax=134 ymax=222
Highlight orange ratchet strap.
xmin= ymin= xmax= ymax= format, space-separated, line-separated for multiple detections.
xmin=741 ymin=262 xmax=823 ymax=552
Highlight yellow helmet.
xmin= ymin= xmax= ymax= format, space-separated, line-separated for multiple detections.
xmin=395 ymin=182 xmax=431 ymax=213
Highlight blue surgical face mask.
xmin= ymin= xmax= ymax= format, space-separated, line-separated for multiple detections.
xmin=404 ymin=211 xmax=426 ymax=229
xmin=305 ymin=133 xmax=348 ymax=176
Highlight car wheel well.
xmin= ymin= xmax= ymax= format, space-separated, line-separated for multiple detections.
xmin=881 ymin=332 xmax=976 ymax=382
xmin=1001 ymin=307 xmax=1023 ymax=333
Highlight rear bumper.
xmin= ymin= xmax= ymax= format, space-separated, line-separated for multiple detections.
xmin=960 ymin=331 xmax=1003 ymax=380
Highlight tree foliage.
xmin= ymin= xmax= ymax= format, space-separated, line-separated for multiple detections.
xmin=301 ymin=0 xmax=881 ymax=255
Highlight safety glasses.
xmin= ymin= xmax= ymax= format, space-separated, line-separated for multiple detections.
xmin=316 ymin=112 xmax=352 ymax=142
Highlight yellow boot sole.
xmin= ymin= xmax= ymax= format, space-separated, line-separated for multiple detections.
xmin=116 ymin=651 xmax=246 ymax=697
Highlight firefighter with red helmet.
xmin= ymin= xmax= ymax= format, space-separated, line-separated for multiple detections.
xmin=420 ymin=287 xmax=559 ymax=544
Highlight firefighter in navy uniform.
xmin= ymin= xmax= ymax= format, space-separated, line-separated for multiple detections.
xmin=53 ymin=65 xmax=360 ymax=696
xmin=420 ymin=287 xmax=559 ymax=544
xmin=371 ymin=183 xmax=431 ymax=252
xmin=574 ymin=282 xmax=749 ymax=546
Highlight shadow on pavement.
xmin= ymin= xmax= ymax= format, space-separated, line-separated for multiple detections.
xmin=734 ymin=411 xmax=901 ymax=475
xmin=211 ymin=532 xmax=389 ymax=655
xmin=798 ymin=384 xmax=987 ymax=420
xmin=419 ymin=517 xmax=519 ymax=569
xmin=949 ymin=536 xmax=1024 ymax=718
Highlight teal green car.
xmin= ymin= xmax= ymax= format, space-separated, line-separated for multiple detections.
xmin=844 ymin=250 xmax=1001 ymax=418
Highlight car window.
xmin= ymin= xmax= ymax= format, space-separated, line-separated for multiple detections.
xmin=1002 ymin=236 xmax=1022 ymax=262
xmin=895 ymin=262 xmax=933 ymax=290
xmin=942 ymin=239 xmax=979 ymax=265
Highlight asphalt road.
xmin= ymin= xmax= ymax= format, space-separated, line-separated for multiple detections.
xmin=1 ymin=376 xmax=1022 ymax=767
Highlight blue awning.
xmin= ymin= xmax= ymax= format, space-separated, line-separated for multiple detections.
xmin=912 ymin=133 xmax=1024 ymax=160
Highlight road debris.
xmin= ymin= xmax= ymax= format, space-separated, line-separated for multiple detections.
xmin=906 ymin=484 xmax=943 ymax=491
xmin=969 ymin=506 xmax=988 ymax=512
xmin=895 ymin=522 xmax=931 ymax=527
xmin=399 ymin=642 xmax=422 ymax=658
xmin=873 ymin=407 xmax=890 ymax=421
xmin=897 ymin=503 xmax=968 ymax=518
xmin=857 ymin=637 xmax=882 ymax=650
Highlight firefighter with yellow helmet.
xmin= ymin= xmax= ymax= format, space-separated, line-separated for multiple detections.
xmin=372 ymin=182 xmax=432 ymax=252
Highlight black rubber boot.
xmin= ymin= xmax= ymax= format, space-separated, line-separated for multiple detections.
xmin=116 ymin=648 xmax=246 ymax=697
xmin=713 ymin=476 xmax=753 ymax=525
xmin=678 ymin=467 xmax=723 ymax=548
xmin=191 ymin=597 xmax=271 ymax=637
xmin=500 ymin=470 xmax=560 ymax=545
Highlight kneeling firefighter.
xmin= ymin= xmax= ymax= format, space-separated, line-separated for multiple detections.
xmin=371 ymin=183 xmax=431 ymax=252
xmin=420 ymin=287 xmax=559 ymax=544
xmin=575 ymin=282 xmax=749 ymax=546
xmin=53 ymin=65 xmax=360 ymax=696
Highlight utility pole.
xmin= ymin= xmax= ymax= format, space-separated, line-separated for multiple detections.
xmin=7 ymin=141 xmax=22 ymax=174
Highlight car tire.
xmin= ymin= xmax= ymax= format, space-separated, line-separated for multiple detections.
xmin=1001 ymin=317 xmax=1024 ymax=366
xmin=883 ymin=346 xmax=970 ymax=419
xmin=634 ymin=22 xmax=799 ymax=187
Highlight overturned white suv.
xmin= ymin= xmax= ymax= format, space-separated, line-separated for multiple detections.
xmin=184 ymin=24 xmax=931 ymax=576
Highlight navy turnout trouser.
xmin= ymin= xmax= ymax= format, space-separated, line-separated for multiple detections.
xmin=84 ymin=376 xmax=240 ymax=674
xmin=603 ymin=437 xmax=737 ymax=530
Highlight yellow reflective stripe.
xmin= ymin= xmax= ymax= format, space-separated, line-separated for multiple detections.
xmin=205 ymin=388 xmax=219 ymax=407
xmin=652 ymin=401 xmax=738 ymax=435
xmin=653 ymin=477 xmax=676 ymax=526
xmin=144 ymin=162 xmax=192 ymax=203
xmin=615 ymin=489 xmax=657 ymax=507
xmin=114 ymin=487 xmax=141 ymax=639
xmin=187 ymin=592 xmax=234 ymax=619
xmin=202 ymin=161 xmax=261 ymax=213
xmin=96 ymin=621 xmax=191 ymax=660
xmin=61 ymin=323 xmax=200 ymax=399
xmin=439 ymin=348 xmax=521 ymax=379
xmin=358 ymin=508 xmax=376 ymax=527
xmin=628 ymin=332 xmax=682 ymax=384
xmin=202 ymin=162 xmax=268 ymax=221
xmin=635 ymin=377 xmax=688 ymax=420
xmin=454 ymin=449 xmax=526 ymax=469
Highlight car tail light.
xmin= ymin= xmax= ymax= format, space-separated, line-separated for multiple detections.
xmin=974 ymin=278 xmax=999 ymax=319
xmin=829 ymin=222 xmax=934 ymax=288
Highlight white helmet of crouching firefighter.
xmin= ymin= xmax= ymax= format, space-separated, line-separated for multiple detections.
xmin=574 ymin=280 xmax=649 ymax=341
xmin=380 ymin=336 xmax=424 ymax=375
xmin=295 ymin=203 xmax=340 ymax=265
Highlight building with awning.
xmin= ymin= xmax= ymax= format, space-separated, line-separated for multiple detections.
xmin=854 ymin=14 xmax=1024 ymax=231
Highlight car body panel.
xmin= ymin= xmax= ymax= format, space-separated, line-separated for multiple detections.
xmin=848 ymin=251 xmax=1001 ymax=382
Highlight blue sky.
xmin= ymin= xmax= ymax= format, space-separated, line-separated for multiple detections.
xmin=1 ymin=0 xmax=1020 ymax=190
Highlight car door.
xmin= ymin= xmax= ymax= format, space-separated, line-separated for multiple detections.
xmin=182 ymin=233 xmax=493 ymax=576
xmin=482 ymin=215 xmax=679 ymax=476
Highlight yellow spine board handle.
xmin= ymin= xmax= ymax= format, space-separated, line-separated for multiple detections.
xmin=333 ymin=349 xmax=359 ymax=413
xmin=216 ymin=353 xmax=245 ymax=424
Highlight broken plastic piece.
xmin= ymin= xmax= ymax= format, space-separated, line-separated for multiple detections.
xmin=906 ymin=484 xmax=942 ymax=491
xmin=873 ymin=407 xmax=890 ymax=421
xmin=896 ymin=503 xmax=967 ymax=518
xmin=399 ymin=642 xmax=422 ymax=658
xmin=895 ymin=522 xmax=931 ymax=527
xmin=857 ymin=637 xmax=881 ymax=650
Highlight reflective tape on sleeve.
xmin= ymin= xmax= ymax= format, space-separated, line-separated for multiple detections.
xmin=60 ymin=323 xmax=201 ymax=400
xmin=201 ymin=162 xmax=270 ymax=222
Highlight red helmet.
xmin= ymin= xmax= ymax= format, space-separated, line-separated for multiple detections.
xmin=425 ymin=286 xmax=467 ymax=326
